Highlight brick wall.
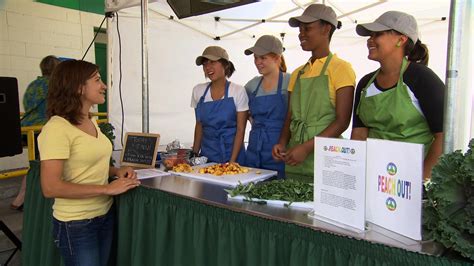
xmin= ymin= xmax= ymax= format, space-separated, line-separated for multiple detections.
xmin=0 ymin=0 xmax=106 ymax=111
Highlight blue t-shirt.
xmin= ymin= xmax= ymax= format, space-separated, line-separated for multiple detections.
xmin=244 ymin=73 xmax=291 ymax=97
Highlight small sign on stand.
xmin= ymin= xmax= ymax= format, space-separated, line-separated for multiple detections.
xmin=310 ymin=137 xmax=367 ymax=232
xmin=120 ymin=132 xmax=160 ymax=168
xmin=365 ymin=138 xmax=423 ymax=241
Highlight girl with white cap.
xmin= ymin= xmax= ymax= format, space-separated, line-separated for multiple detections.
xmin=244 ymin=35 xmax=290 ymax=178
xmin=191 ymin=46 xmax=248 ymax=164
xmin=351 ymin=11 xmax=445 ymax=180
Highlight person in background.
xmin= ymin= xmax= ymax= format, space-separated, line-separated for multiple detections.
xmin=38 ymin=60 xmax=140 ymax=266
xmin=351 ymin=11 xmax=445 ymax=181
xmin=10 ymin=55 xmax=60 ymax=211
xmin=21 ymin=55 xmax=60 ymax=127
xmin=272 ymin=4 xmax=356 ymax=181
xmin=244 ymin=35 xmax=290 ymax=178
xmin=191 ymin=46 xmax=248 ymax=164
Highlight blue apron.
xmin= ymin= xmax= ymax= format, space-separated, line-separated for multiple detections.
xmin=246 ymin=72 xmax=287 ymax=178
xmin=196 ymin=81 xmax=246 ymax=164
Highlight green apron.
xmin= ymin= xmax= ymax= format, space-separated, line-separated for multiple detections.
xmin=356 ymin=58 xmax=434 ymax=156
xmin=286 ymin=53 xmax=336 ymax=181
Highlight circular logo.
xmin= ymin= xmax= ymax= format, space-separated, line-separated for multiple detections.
xmin=385 ymin=197 xmax=397 ymax=211
xmin=386 ymin=162 xmax=397 ymax=176
xmin=350 ymin=148 xmax=355 ymax=154
xmin=323 ymin=146 xmax=328 ymax=151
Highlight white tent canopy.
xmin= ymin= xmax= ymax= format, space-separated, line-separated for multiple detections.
xmin=105 ymin=0 xmax=472 ymax=151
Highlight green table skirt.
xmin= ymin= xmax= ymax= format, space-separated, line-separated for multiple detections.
xmin=23 ymin=160 xmax=470 ymax=266
xmin=116 ymin=186 xmax=469 ymax=266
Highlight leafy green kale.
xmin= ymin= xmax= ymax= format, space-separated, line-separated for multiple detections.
xmin=98 ymin=122 xmax=116 ymax=166
xmin=424 ymin=139 xmax=474 ymax=260
xmin=225 ymin=179 xmax=313 ymax=206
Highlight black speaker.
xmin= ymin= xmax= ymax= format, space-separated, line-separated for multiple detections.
xmin=0 ymin=77 xmax=22 ymax=157
xmin=167 ymin=0 xmax=258 ymax=19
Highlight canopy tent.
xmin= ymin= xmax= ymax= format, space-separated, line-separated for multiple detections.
xmin=104 ymin=0 xmax=472 ymax=151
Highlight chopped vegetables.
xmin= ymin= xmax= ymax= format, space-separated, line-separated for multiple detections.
xmin=225 ymin=179 xmax=313 ymax=205
xmin=172 ymin=163 xmax=193 ymax=173
xmin=199 ymin=162 xmax=249 ymax=176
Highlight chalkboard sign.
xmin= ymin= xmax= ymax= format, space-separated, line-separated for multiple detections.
xmin=121 ymin=132 xmax=160 ymax=168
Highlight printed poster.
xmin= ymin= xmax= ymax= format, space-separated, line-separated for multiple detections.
xmin=366 ymin=138 xmax=423 ymax=240
xmin=313 ymin=137 xmax=367 ymax=231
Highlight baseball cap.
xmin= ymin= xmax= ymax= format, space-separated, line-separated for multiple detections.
xmin=289 ymin=4 xmax=338 ymax=28
xmin=356 ymin=11 xmax=419 ymax=43
xmin=244 ymin=35 xmax=285 ymax=56
xmin=196 ymin=46 xmax=231 ymax=66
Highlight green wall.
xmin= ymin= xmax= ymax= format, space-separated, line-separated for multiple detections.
xmin=95 ymin=42 xmax=107 ymax=112
xmin=36 ymin=0 xmax=104 ymax=15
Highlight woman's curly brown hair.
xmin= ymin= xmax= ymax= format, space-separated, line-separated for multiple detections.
xmin=47 ymin=60 xmax=99 ymax=125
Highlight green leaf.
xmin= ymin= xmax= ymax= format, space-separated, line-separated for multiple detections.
xmin=424 ymin=138 xmax=474 ymax=260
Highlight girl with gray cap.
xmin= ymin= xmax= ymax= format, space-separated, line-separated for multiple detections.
xmin=244 ymin=35 xmax=290 ymax=178
xmin=272 ymin=4 xmax=356 ymax=181
xmin=351 ymin=11 xmax=445 ymax=181
xmin=191 ymin=46 xmax=248 ymax=164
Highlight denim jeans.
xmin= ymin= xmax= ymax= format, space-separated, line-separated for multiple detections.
xmin=52 ymin=207 xmax=115 ymax=266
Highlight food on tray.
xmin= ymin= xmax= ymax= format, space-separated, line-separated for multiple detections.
xmin=172 ymin=163 xmax=193 ymax=173
xmin=161 ymin=149 xmax=192 ymax=170
xmin=198 ymin=162 xmax=249 ymax=176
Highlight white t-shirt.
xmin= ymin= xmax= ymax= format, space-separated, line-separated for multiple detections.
xmin=190 ymin=82 xmax=249 ymax=112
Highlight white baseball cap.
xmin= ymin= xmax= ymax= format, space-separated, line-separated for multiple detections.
xmin=196 ymin=46 xmax=231 ymax=66
xmin=289 ymin=4 xmax=338 ymax=28
xmin=356 ymin=11 xmax=419 ymax=43
xmin=244 ymin=35 xmax=284 ymax=56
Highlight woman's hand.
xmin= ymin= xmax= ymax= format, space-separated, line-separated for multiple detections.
xmin=284 ymin=144 xmax=310 ymax=166
xmin=115 ymin=166 xmax=137 ymax=180
xmin=105 ymin=177 xmax=140 ymax=196
xmin=272 ymin=143 xmax=286 ymax=161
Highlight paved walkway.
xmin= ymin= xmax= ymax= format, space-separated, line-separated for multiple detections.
xmin=0 ymin=187 xmax=23 ymax=266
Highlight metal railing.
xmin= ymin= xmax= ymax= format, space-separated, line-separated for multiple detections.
xmin=0 ymin=112 xmax=108 ymax=180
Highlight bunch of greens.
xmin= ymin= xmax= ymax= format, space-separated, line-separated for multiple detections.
xmin=225 ymin=179 xmax=313 ymax=206
xmin=423 ymin=139 xmax=474 ymax=260
xmin=98 ymin=122 xmax=116 ymax=166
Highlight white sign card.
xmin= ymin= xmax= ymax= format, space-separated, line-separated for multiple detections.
xmin=366 ymin=138 xmax=423 ymax=240
xmin=312 ymin=137 xmax=367 ymax=232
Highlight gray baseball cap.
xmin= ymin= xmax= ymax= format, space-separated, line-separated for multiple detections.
xmin=244 ymin=35 xmax=285 ymax=56
xmin=356 ymin=11 xmax=419 ymax=43
xmin=196 ymin=46 xmax=231 ymax=66
xmin=289 ymin=4 xmax=338 ymax=28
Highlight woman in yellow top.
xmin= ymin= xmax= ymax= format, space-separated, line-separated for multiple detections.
xmin=38 ymin=60 xmax=140 ymax=266
xmin=351 ymin=11 xmax=445 ymax=181
xmin=272 ymin=4 xmax=356 ymax=181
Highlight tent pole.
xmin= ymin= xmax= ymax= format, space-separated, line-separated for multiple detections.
xmin=336 ymin=0 xmax=387 ymax=20
xmin=219 ymin=6 xmax=302 ymax=39
xmin=141 ymin=0 xmax=150 ymax=133
xmin=443 ymin=0 xmax=465 ymax=153
xmin=150 ymin=9 xmax=215 ymax=39
xmin=218 ymin=0 xmax=386 ymax=40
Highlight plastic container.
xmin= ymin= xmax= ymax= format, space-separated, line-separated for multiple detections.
xmin=161 ymin=149 xmax=192 ymax=170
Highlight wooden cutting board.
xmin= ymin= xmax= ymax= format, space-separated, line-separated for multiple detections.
xmin=169 ymin=163 xmax=276 ymax=187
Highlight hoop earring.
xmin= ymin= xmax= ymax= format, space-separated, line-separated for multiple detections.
xmin=396 ymin=41 xmax=401 ymax=47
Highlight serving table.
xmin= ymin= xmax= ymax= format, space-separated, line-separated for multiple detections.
xmin=22 ymin=160 xmax=470 ymax=266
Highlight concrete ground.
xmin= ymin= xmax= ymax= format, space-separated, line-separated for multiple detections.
xmin=0 ymin=175 xmax=23 ymax=266
xmin=1 ymin=149 xmax=27 ymax=266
